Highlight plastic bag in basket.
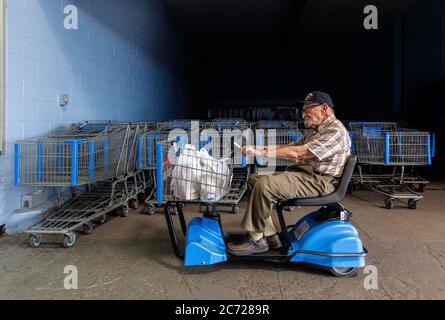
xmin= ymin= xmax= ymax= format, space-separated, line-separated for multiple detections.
xmin=171 ymin=144 xmax=232 ymax=202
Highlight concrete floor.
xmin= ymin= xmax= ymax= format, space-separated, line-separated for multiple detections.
xmin=2 ymin=182 xmax=445 ymax=300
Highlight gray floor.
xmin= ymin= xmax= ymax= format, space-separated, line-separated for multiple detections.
xmin=2 ymin=183 xmax=445 ymax=300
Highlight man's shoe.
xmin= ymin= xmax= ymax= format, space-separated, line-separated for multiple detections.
xmin=227 ymin=235 xmax=269 ymax=256
xmin=266 ymin=234 xmax=283 ymax=250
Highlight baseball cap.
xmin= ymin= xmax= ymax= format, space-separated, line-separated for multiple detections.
xmin=298 ymin=91 xmax=334 ymax=109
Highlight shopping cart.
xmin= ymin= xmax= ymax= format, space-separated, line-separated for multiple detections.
xmin=349 ymin=122 xmax=435 ymax=209
xmin=15 ymin=122 xmax=129 ymax=187
xmin=25 ymin=180 xmax=130 ymax=248
xmin=142 ymin=120 xmax=202 ymax=214
xmin=154 ymin=137 xmax=249 ymax=215
xmin=20 ymin=122 xmax=137 ymax=247
xmin=121 ymin=123 xmax=149 ymax=210
xmin=200 ymin=119 xmax=252 ymax=213
xmin=252 ymin=120 xmax=303 ymax=168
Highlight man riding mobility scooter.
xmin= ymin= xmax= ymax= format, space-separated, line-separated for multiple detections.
xmin=159 ymin=139 xmax=367 ymax=278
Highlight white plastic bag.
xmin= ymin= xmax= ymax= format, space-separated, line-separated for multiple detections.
xmin=171 ymin=144 xmax=231 ymax=202
xmin=199 ymin=148 xmax=232 ymax=202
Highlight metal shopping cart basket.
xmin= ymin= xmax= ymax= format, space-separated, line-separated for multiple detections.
xmin=142 ymin=120 xmax=204 ymax=214
xmin=201 ymin=119 xmax=253 ymax=167
xmin=252 ymin=120 xmax=303 ymax=169
xmin=349 ymin=122 xmax=435 ymax=209
xmin=15 ymin=122 xmax=129 ymax=187
xmin=21 ymin=122 xmax=136 ymax=247
xmin=154 ymin=137 xmax=249 ymax=215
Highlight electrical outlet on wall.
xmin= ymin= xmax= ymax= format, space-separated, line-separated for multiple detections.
xmin=59 ymin=94 xmax=69 ymax=107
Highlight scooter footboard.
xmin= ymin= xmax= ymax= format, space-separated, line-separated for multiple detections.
xmin=184 ymin=217 xmax=227 ymax=266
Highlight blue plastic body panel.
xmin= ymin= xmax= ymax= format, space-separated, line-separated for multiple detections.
xmin=57 ymin=143 xmax=62 ymax=174
xmin=104 ymin=137 xmax=109 ymax=174
xmin=14 ymin=144 xmax=19 ymax=186
xmin=37 ymin=142 xmax=43 ymax=181
xmin=156 ymin=142 xmax=163 ymax=203
xmin=289 ymin=130 xmax=302 ymax=142
xmin=184 ymin=217 xmax=227 ymax=266
xmin=427 ymin=134 xmax=432 ymax=165
xmin=80 ymin=123 xmax=108 ymax=132
xmin=137 ymin=136 xmax=143 ymax=170
xmin=288 ymin=211 xmax=366 ymax=268
xmin=63 ymin=140 xmax=83 ymax=186
xmin=432 ymin=133 xmax=436 ymax=158
xmin=88 ymin=141 xmax=95 ymax=180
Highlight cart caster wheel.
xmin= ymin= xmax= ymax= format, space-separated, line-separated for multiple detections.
xmin=146 ymin=204 xmax=155 ymax=215
xmin=329 ymin=267 xmax=358 ymax=278
xmin=385 ymin=198 xmax=394 ymax=210
xmin=129 ymin=199 xmax=139 ymax=209
xmin=117 ymin=205 xmax=129 ymax=217
xmin=63 ymin=232 xmax=76 ymax=248
xmin=82 ymin=222 xmax=93 ymax=235
xmin=206 ymin=204 xmax=214 ymax=213
xmin=408 ymin=199 xmax=418 ymax=210
xmin=417 ymin=184 xmax=426 ymax=193
xmin=232 ymin=205 xmax=239 ymax=214
xmin=29 ymin=234 xmax=41 ymax=248
xmin=96 ymin=214 xmax=107 ymax=224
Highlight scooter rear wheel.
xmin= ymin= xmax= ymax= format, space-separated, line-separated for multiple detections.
xmin=329 ymin=267 xmax=358 ymax=278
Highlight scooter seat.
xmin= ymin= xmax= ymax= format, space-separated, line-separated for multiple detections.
xmin=280 ymin=156 xmax=357 ymax=208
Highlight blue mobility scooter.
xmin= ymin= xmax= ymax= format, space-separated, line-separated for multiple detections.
xmin=163 ymin=155 xmax=367 ymax=277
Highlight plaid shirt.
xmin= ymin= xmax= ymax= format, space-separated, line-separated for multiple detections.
xmin=290 ymin=115 xmax=351 ymax=177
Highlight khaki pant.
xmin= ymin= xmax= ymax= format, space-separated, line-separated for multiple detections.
xmin=242 ymin=165 xmax=336 ymax=234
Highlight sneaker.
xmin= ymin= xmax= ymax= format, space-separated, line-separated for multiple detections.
xmin=227 ymin=235 xmax=269 ymax=256
xmin=266 ymin=234 xmax=283 ymax=250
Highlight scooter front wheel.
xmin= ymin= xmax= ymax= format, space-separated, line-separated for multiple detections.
xmin=329 ymin=267 xmax=358 ymax=278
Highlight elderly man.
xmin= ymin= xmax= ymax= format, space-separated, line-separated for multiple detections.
xmin=227 ymin=91 xmax=351 ymax=256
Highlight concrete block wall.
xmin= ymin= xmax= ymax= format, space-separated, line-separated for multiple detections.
xmin=0 ymin=0 xmax=192 ymax=226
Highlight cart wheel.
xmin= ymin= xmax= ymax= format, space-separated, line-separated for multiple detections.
xmin=417 ymin=184 xmax=426 ymax=193
xmin=385 ymin=198 xmax=394 ymax=210
xmin=206 ymin=204 xmax=214 ymax=213
xmin=232 ymin=205 xmax=239 ymax=214
xmin=146 ymin=204 xmax=155 ymax=215
xmin=63 ymin=232 xmax=76 ymax=248
xmin=82 ymin=222 xmax=93 ymax=235
xmin=408 ymin=199 xmax=418 ymax=210
xmin=118 ymin=205 xmax=129 ymax=217
xmin=129 ymin=199 xmax=139 ymax=209
xmin=96 ymin=214 xmax=106 ymax=224
xmin=329 ymin=267 xmax=358 ymax=278
xmin=29 ymin=234 xmax=41 ymax=248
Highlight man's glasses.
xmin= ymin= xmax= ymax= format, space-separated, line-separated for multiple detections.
xmin=302 ymin=104 xmax=322 ymax=114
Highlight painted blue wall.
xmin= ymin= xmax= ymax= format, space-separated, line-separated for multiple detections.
xmin=0 ymin=0 xmax=193 ymax=226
